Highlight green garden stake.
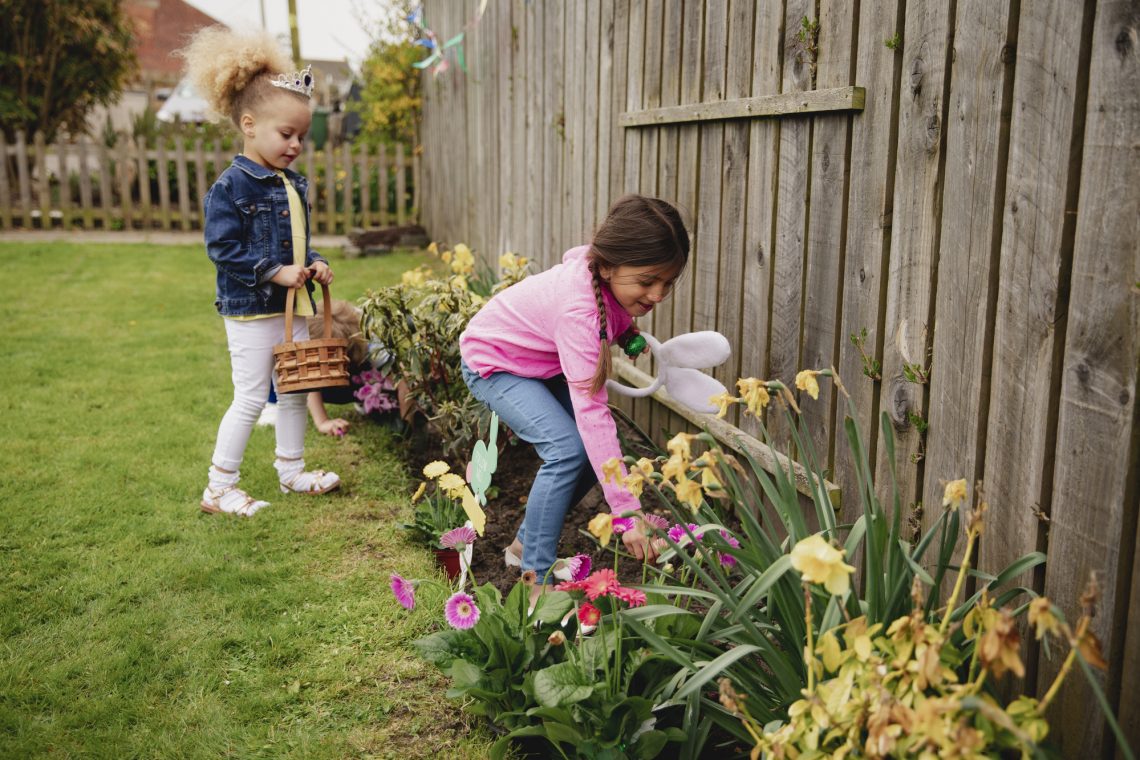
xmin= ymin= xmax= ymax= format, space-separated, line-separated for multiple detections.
xmin=467 ymin=412 xmax=498 ymax=506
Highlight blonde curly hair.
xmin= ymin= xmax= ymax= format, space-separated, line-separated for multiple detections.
xmin=177 ymin=26 xmax=307 ymax=127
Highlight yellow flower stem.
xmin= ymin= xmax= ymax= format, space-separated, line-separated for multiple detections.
xmin=1040 ymin=618 xmax=1089 ymax=711
xmin=940 ymin=529 xmax=978 ymax=635
xmin=737 ymin=701 xmax=765 ymax=745
xmin=803 ymin=582 xmax=815 ymax=695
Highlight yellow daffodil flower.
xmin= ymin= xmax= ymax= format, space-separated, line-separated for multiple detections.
xmin=795 ymin=370 xmax=821 ymax=400
xmin=667 ymin=432 xmax=695 ymax=460
xmin=736 ymin=378 xmax=771 ymax=416
xmin=942 ymin=478 xmax=967 ymax=511
xmin=674 ymin=475 xmax=704 ymax=513
xmin=588 ymin=512 xmax=614 ymax=547
xmin=709 ymin=391 xmax=737 ymax=419
xmin=623 ymin=470 xmax=646 ymax=498
xmin=601 ymin=457 xmax=624 ymax=485
xmin=790 ymin=534 xmax=856 ymax=596
xmin=661 ymin=453 xmax=687 ymax=482
xmin=1028 ymin=597 xmax=1061 ymax=640
xmin=451 ymin=243 xmax=475 ymax=274
xmin=634 ymin=457 xmax=656 ymax=477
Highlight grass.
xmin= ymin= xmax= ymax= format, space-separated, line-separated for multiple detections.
xmin=0 ymin=242 xmax=496 ymax=758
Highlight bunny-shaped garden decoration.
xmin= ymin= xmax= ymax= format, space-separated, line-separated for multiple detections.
xmin=606 ymin=330 xmax=732 ymax=414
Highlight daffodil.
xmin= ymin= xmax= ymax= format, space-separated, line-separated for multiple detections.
xmin=451 ymin=243 xmax=475 ymax=274
xmin=623 ymin=470 xmax=646 ymax=498
xmin=661 ymin=453 xmax=687 ymax=482
xmin=795 ymin=369 xmax=821 ymax=400
xmin=674 ymin=475 xmax=704 ymax=513
xmin=423 ymin=461 xmax=450 ymax=479
xmin=709 ymin=391 xmax=737 ymax=419
xmin=978 ymin=609 xmax=1025 ymax=679
xmin=427 ymin=241 xmax=438 ymax=257
xmin=667 ymin=432 xmax=695 ymax=460
xmin=498 ymin=252 xmax=518 ymax=268
xmin=790 ymin=534 xmax=855 ymax=596
xmin=942 ymin=478 xmax=967 ymax=511
xmin=588 ymin=512 xmax=614 ymax=547
xmin=736 ymin=378 xmax=771 ymax=416
xmin=1028 ymin=597 xmax=1061 ymax=640
xmin=601 ymin=457 xmax=624 ymax=485
xmin=633 ymin=457 xmax=656 ymax=477
xmin=700 ymin=466 xmax=722 ymax=491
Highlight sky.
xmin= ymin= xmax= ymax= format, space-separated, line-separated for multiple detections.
xmin=182 ymin=0 xmax=397 ymax=70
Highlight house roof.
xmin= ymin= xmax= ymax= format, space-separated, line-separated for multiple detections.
xmin=124 ymin=0 xmax=224 ymax=84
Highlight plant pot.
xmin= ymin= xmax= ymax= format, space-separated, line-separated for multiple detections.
xmin=434 ymin=548 xmax=462 ymax=580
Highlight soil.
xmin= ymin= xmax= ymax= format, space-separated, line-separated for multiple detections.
xmin=403 ymin=412 xmax=672 ymax=594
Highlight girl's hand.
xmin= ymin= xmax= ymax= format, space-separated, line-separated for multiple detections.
xmin=271 ymin=264 xmax=310 ymax=288
xmin=308 ymin=261 xmax=333 ymax=285
xmin=622 ymin=520 xmax=663 ymax=563
xmin=317 ymin=417 xmax=349 ymax=436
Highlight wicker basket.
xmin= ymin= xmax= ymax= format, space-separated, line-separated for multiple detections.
xmin=272 ymin=282 xmax=351 ymax=394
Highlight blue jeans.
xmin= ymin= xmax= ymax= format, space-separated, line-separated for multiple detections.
xmin=461 ymin=361 xmax=598 ymax=578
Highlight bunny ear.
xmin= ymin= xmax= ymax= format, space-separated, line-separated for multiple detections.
xmin=664 ymin=367 xmax=730 ymax=414
xmin=656 ymin=331 xmax=732 ymax=369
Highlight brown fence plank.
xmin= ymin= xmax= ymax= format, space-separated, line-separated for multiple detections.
xmin=980 ymin=0 xmax=1092 ymax=656
xmin=193 ymin=139 xmax=207 ymax=229
xmin=377 ymin=144 xmax=389 ymax=228
xmin=98 ymin=139 xmax=113 ymax=230
xmin=324 ymin=144 xmax=335 ymax=234
xmin=156 ymin=139 xmax=171 ymax=231
xmin=341 ymin=142 xmax=353 ymax=234
xmin=873 ymin=2 xmax=954 ymax=512
xmin=0 ymin=133 xmax=12 ymax=230
xmin=117 ymin=138 xmax=133 ymax=230
xmin=580 ymin=0 xmax=601 ymax=244
xmin=543 ymin=0 xmax=566 ymax=269
xmin=34 ymin=131 xmax=49 ymax=228
xmin=359 ymin=144 xmax=371 ymax=229
xmin=799 ymin=0 xmax=856 ymax=463
xmin=15 ymin=131 xmax=33 ymax=228
xmin=1040 ymin=0 xmax=1139 ymax=753
xmin=767 ymin=0 xmax=815 ymax=450
xmin=396 ymin=143 xmax=407 ymax=227
xmin=175 ymin=140 xmax=191 ymax=231
xmin=77 ymin=138 xmax=93 ymax=230
xmin=137 ymin=139 xmax=151 ymax=230
xmin=830 ymin=0 xmax=903 ymax=520
xmin=497 ymin=0 xmax=517 ymax=254
xmin=526 ymin=0 xmax=544 ymax=259
xmin=56 ymin=141 xmax=71 ymax=227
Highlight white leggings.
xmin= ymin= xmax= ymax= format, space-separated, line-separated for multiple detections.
xmin=211 ymin=316 xmax=309 ymax=472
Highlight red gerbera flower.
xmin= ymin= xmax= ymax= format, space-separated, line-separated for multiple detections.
xmin=578 ymin=602 xmax=601 ymax=626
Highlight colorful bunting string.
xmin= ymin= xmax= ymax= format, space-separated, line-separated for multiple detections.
xmin=406 ymin=1 xmax=488 ymax=77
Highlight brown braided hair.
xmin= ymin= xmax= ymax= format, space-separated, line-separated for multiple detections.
xmin=584 ymin=194 xmax=690 ymax=395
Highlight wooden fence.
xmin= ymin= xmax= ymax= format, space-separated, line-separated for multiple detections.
xmin=0 ymin=131 xmax=418 ymax=234
xmin=418 ymin=1 xmax=1139 ymax=756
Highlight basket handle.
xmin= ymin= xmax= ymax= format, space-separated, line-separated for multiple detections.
xmin=283 ymin=276 xmax=334 ymax=343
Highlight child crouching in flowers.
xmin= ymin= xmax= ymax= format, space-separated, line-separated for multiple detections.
xmin=459 ymin=195 xmax=689 ymax=601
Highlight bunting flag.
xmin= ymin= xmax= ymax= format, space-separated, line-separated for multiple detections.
xmin=406 ymin=1 xmax=487 ymax=77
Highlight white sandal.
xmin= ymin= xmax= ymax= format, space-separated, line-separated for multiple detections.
xmin=504 ymin=545 xmax=574 ymax=581
xmin=200 ymin=484 xmax=268 ymax=517
xmin=279 ymin=468 xmax=340 ymax=495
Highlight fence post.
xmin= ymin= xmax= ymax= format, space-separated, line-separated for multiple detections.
xmin=56 ymin=140 xmax=72 ymax=228
xmin=0 ymin=132 xmax=10 ymax=230
xmin=156 ymin=139 xmax=171 ymax=231
xmin=34 ymin=131 xmax=49 ymax=228
xmin=377 ymin=143 xmax=389 ymax=227
xmin=359 ymin=143 xmax=371 ymax=229
xmin=396 ymin=143 xmax=406 ymax=226
xmin=77 ymin=137 xmax=93 ymax=229
xmin=138 ymin=137 xmax=152 ymax=230
xmin=117 ymin=137 xmax=133 ymax=230
xmin=175 ymin=139 xmax=190 ymax=231
xmin=194 ymin=138 xmax=207 ymax=229
xmin=15 ymin=131 xmax=32 ymax=228
xmin=324 ymin=143 xmax=335 ymax=234
xmin=97 ymin=139 xmax=112 ymax=229
xmin=341 ymin=142 xmax=352 ymax=234
xmin=412 ymin=148 xmax=420 ymax=223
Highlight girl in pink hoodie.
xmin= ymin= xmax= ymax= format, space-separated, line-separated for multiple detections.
xmin=460 ymin=195 xmax=690 ymax=591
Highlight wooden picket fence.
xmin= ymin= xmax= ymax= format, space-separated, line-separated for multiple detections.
xmin=0 ymin=130 xmax=418 ymax=234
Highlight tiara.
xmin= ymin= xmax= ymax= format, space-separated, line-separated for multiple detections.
xmin=270 ymin=65 xmax=314 ymax=98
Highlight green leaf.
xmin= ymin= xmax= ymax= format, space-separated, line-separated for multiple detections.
xmin=620 ymin=604 xmax=698 ymax=623
xmin=532 ymin=661 xmax=595 ymax=708
xmin=675 ymin=644 xmax=762 ymax=699
xmin=532 ymin=590 xmax=574 ymax=624
xmin=732 ymin=554 xmax=794 ymax=620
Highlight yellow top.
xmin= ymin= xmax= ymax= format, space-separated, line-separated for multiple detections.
xmin=227 ymin=171 xmax=313 ymax=320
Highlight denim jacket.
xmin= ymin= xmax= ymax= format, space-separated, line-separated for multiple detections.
xmin=203 ymin=155 xmax=327 ymax=316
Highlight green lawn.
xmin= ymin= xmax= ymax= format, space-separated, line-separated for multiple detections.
xmin=0 ymin=242 xmax=495 ymax=758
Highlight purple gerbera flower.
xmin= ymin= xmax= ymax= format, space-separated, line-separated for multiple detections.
xmin=714 ymin=530 xmax=740 ymax=568
xmin=564 ymin=553 xmax=591 ymax=582
xmin=440 ymin=525 xmax=477 ymax=551
xmin=444 ymin=591 xmax=481 ymax=629
xmin=390 ymin=573 xmax=416 ymax=610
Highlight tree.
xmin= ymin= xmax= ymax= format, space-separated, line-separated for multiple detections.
xmin=352 ymin=1 xmax=422 ymax=148
xmin=0 ymin=0 xmax=136 ymax=142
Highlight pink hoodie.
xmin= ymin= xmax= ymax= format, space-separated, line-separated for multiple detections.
xmin=459 ymin=245 xmax=639 ymax=514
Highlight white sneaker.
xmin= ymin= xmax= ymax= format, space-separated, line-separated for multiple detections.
xmin=256 ymin=402 xmax=278 ymax=426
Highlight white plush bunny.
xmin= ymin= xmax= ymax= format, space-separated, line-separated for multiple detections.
xmin=606 ymin=331 xmax=732 ymax=414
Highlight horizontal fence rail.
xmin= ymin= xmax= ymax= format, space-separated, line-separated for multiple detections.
xmin=0 ymin=131 xmax=418 ymax=235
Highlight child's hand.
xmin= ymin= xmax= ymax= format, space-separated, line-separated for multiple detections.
xmin=308 ymin=261 xmax=334 ymax=285
xmin=621 ymin=520 xmax=662 ymax=563
xmin=271 ymin=265 xmax=311 ymax=289
xmin=317 ymin=417 xmax=349 ymax=436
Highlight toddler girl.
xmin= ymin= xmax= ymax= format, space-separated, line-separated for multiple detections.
xmin=183 ymin=27 xmax=340 ymax=516
xmin=460 ymin=194 xmax=690 ymax=585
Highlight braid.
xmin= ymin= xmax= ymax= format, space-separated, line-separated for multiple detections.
xmin=587 ymin=264 xmax=613 ymax=396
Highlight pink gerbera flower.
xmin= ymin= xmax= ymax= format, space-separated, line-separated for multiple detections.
xmin=566 ymin=553 xmax=591 ymax=582
xmin=578 ymin=602 xmax=601 ymax=627
xmin=581 ymin=569 xmax=620 ymax=600
xmin=390 ymin=573 xmax=416 ymax=610
xmin=444 ymin=591 xmax=481 ymax=629
xmin=612 ymin=586 xmax=647 ymax=607
xmin=667 ymin=523 xmax=703 ymax=544
xmin=611 ymin=517 xmax=636 ymax=534
xmin=642 ymin=513 xmax=669 ymax=532
xmin=439 ymin=525 xmax=477 ymax=551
